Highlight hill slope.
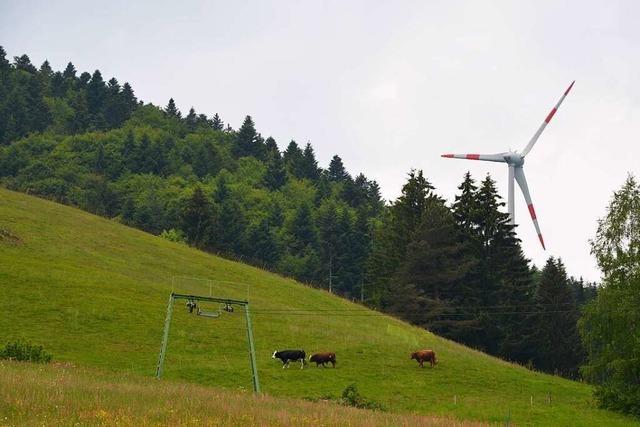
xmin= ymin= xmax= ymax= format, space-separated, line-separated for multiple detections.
xmin=1 ymin=361 xmax=480 ymax=426
xmin=0 ymin=188 xmax=635 ymax=426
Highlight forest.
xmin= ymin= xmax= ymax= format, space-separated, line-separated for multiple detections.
xmin=1 ymin=47 xmax=638 ymax=415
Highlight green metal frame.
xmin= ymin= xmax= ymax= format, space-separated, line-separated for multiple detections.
xmin=155 ymin=292 xmax=261 ymax=394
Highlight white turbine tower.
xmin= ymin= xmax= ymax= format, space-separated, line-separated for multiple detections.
xmin=441 ymin=81 xmax=575 ymax=250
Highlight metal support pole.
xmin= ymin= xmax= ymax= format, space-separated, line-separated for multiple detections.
xmin=244 ymin=303 xmax=261 ymax=393
xmin=508 ymin=165 xmax=515 ymax=225
xmin=156 ymin=293 xmax=175 ymax=378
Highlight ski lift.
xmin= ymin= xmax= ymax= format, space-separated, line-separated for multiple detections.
xmin=197 ymin=306 xmax=221 ymax=318
xmin=186 ymin=299 xmax=233 ymax=318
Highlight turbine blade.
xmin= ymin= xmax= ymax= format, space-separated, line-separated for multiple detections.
xmin=513 ymin=167 xmax=545 ymax=249
xmin=521 ymin=80 xmax=575 ymax=157
xmin=441 ymin=153 xmax=507 ymax=163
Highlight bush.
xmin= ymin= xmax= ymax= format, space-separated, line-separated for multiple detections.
xmin=0 ymin=341 xmax=52 ymax=363
xmin=160 ymin=228 xmax=186 ymax=243
xmin=339 ymin=384 xmax=385 ymax=411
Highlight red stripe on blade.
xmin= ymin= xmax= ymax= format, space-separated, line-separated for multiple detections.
xmin=564 ymin=81 xmax=575 ymax=96
xmin=527 ymin=204 xmax=537 ymax=220
xmin=538 ymin=233 xmax=546 ymax=250
xmin=545 ymin=108 xmax=557 ymax=123
xmin=466 ymin=154 xmax=480 ymax=160
xmin=441 ymin=154 xmax=454 ymax=158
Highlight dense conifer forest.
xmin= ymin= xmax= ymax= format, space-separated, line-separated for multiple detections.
xmin=0 ymin=47 xmax=597 ymax=379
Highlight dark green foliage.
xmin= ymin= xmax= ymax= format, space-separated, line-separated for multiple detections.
xmin=0 ymin=340 xmax=52 ymax=363
xmin=165 ymin=98 xmax=181 ymax=119
xmin=300 ymin=142 xmax=320 ymax=180
xmin=339 ymin=384 xmax=385 ymax=411
xmin=0 ymin=48 xmax=139 ymax=142
xmin=263 ymin=141 xmax=287 ymax=190
xmin=580 ymin=174 xmax=640 ymax=416
xmin=533 ymin=257 xmax=583 ymax=378
xmin=328 ymin=155 xmax=349 ymax=182
xmin=181 ymin=187 xmax=213 ymax=249
xmin=234 ymin=115 xmax=266 ymax=160
xmin=211 ymin=113 xmax=224 ymax=130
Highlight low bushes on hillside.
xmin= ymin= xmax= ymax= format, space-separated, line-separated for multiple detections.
xmin=0 ymin=340 xmax=52 ymax=363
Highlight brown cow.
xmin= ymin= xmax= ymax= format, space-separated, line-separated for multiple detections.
xmin=309 ymin=352 xmax=336 ymax=367
xmin=410 ymin=349 xmax=437 ymax=368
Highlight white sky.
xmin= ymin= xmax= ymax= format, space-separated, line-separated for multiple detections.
xmin=2 ymin=0 xmax=639 ymax=281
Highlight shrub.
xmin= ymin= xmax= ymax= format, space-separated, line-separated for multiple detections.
xmin=0 ymin=341 xmax=52 ymax=363
xmin=339 ymin=384 xmax=385 ymax=411
xmin=160 ymin=228 xmax=186 ymax=243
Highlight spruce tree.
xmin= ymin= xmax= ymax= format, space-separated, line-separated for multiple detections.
xmin=185 ymin=107 xmax=197 ymax=131
xmin=283 ymin=140 xmax=304 ymax=178
xmin=212 ymin=113 xmax=224 ymax=130
xmin=120 ymin=83 xmax=137 ymax=113
xmin=181 ymin=186 xmax=214 ymax=249
xmin=317 ymin=201 xmax=340 ymax=291
xmin=63 ymin=62 xmax=77 ymax=80
xmin=234 ymin=115 xmax=266 ymax=159
xmin=0 ymin=46 xmax=9 ymax=72
xmin=39 ymin=60 xmax=53 ymax=77
xmin=300 ymin=142 xmax=320 ymax=180
xmin=534 ymin=257 xmax=583 ymax=377
xmin=245 ymin=217 xmax=280 ymax=266
xmin=395 ymin=199 xmax=471 ymax=333
xmin=165 ymin=98 xmax=181 ymax=118
xmin=263 ymin=149 xmax=287 ymax=190
xmin=14 ymin=54 xmax=37 ymax=73
xmin=328 ymin=155 xmax=349 ymax=182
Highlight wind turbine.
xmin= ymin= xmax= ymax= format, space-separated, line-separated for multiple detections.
xmin=441 ymin=81 xmax=575 ymax=250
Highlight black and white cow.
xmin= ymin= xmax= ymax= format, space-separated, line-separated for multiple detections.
xmin=272 ymin=349 xmax=306 ymax=369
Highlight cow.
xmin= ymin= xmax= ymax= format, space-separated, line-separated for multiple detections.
xmin=411 ymin=349 xmax=437 ymax=368
xmin=272 ymin=350 xmax=306 ymax=369
xmin=309 ymin=352 xmax=336 ymax=368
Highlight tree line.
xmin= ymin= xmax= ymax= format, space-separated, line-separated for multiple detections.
xmin=6 ymin=48 xmax=638 ymax=414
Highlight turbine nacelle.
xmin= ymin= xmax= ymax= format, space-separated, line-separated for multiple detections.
xmin=440 ymin=80 xmax=575 ymax=249
xmin=502 ymin=152 xmax=524 ymax=167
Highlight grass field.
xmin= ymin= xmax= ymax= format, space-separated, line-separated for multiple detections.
xmin=0 ymin=188 xmax=636 ymax=426
xmin=0 ymin=361 xmax=484 ymax=426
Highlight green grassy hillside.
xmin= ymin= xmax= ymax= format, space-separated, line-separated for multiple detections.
xmin=0 ymin=188 xmax=635 ymax=426
xmin=1 ymin=361 xmax=481 ymax=426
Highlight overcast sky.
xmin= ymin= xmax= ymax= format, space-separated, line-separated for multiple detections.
xmin=2 ymin=0 xmax=639 ymax=281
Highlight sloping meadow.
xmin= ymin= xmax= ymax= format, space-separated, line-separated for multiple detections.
xmin=0 ymin=188 xmax=635 ymax=426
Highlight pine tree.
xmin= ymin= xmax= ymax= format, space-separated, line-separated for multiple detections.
xmin=212 ymin=113 xmax=223 ymax=130
xmin=121 ymin=83 xmax=137 ymax=113
xmin=534 ymin=257 xmax=583 ymax=377
xmin=0 ymin=46 xmax=9 ymax=72
xmin=300 ymin=142 xmax=320 ymax=180
xmin=13 ymin=54 xmax=37 ymax=73
xmin=287 ymin=203 xmax=316 ymax=252
xmin=40 ymin=59 xmax=53 ymax=78
xmin=165 ymin=98 xmax=181 ymax=118
xmin=317 ymin=201 xmax=340 ymax=292
xmin=283 ymin=140 xmax=304 ymax=178
xmin=78 ymin=71 xmax=91 ymax=88
xmin=328 ymin=155 xmax=349 ymax=182
xmin=212 ymin=196 xmax=248 ymax=255
xmin=181 ymin=186 xmax=214 ymax=249
xmin=63 ymin=62 xmax=77 ymax=80
xmin=263 ymin=148 xmax=287 ymax=190
xmin=365 ymin=170 xmax=435 ymax=309
xmin=394 ymin=199 xmax=471 ymax=333
xmin=234 ymin=115 xmax=266 ymax=159
xmin=185 ymin=107 xmax=197 ymax=131
xmin=86 ymin=70 xmax=107 ymax=128
xmin=245 ymin=217 xmax=280 ymax=266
